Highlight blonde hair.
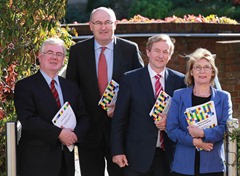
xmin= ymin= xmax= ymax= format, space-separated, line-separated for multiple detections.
xmin=185 ymin=48 xmax=218 ymax=86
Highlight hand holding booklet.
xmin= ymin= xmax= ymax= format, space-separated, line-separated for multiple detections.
xmin=98 ymin=80 xmax=119 ymax=111
xmin=52 ymin=102 xmax=76 ymax=151
xmin=149 ymin=90 xmax=172 ymax=122
xmin=185 ymin=100 xmax=218 ymax=151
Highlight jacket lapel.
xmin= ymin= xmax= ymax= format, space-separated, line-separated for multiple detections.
xmin=140 ymin=67 xmax=156 ymax=106
xmin=112 ymin=37 xmax=121 ymax=80
xmin=34 ymin=71 xmax=59 ymax=110
xmin=181 ymin=87 xmax=193 ymax=109
xmin=210 ymin=87 xmax=221 ymax=107
xmin=88 ymin=38 xmax=100 ymax=95
xmin=164 ymin=69 xmax=175 ymax=96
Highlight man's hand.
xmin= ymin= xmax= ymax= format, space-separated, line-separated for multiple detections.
xmin=155 ymin=113 xmax=167 ymax=130
xmin=107 ymin=103 xmax=115 ymax=118
xmin=112 ymin=154 xmax=129 ymax=168
xmin=58 ymin=127 xmax=78 ymax=146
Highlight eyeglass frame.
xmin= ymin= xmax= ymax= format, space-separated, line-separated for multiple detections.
xmin=193 ymin=65 xmax=212 ymax=72
xmin=91 ymin=20 xmax=114 ymax=26
xmin=42 ymin=50 xmax=64 ymax=59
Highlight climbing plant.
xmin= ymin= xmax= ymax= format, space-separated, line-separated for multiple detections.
xmin=0 ymin=0 xmax=76 ymax=174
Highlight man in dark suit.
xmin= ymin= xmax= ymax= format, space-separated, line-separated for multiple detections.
xmin=14 ymin=38 xmax=89 ymax=176
xmin=66 ymin=7 xmax=144 ymax=176
xmin=111 ymin=34 xmax=186 ymax=176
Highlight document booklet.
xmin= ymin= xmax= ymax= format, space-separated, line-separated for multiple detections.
xmin=184 ymin=100 xmax=218 ymax=151
xmin=98 ymin=80 xmax=119 ymax=111
xmin=185 ymin=100 xmax=217 ymax=129
xmin=52 ymin=101 xmax=76 ymax=151
xmin=149 ymin=90 xmax=172 ymax=122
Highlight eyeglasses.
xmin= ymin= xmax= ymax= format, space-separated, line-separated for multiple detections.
xmin=42 ymin=50 xmax=64 ymax=59
xmin=193 ymin=65 xmax=212 ymax=72
xmin=91 ymin=20 xmax=114 ymax=26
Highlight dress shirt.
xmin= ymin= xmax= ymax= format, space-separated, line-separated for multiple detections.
xmin=40 ymin=70 xmax=64 ymax=107
xmin=148 ymin=64 xmax=166 ymax=147
xmin=95 ymin=40 xmax=114 ymax=83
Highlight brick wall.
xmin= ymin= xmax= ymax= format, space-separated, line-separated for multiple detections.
xmin=66 ymin=23 xmax=240 ymax=118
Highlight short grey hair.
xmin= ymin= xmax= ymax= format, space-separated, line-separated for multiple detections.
xmin=90 ymin=7 xmax=116 ymax=22
xmin=39 ymin=38 xmax=66 ymax=55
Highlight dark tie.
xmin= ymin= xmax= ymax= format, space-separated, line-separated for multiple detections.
xmin=51 ymin=80 xmax=61 ymax=108
xmin=154 ymin=74 xmax=165 ymax=150
xmin=98 ymin=47 xmax=108 ymax=96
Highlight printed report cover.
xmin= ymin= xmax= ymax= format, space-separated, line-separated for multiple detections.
xmin=184 ymin=100 xmax=218 ymax=151
xmin=149 ymin=90 xmax=172 ymax=122
xmin=98 ymin=80 xmax=119 ymax=111
xmin=52 ymin=102 xmax=76 ymax=151
xmin=185 ymin=100 xmax=217 ymax=129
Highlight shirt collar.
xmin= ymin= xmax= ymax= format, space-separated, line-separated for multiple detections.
xmin=148 ymin=64 xmax=166 ymax=79
xmin=40 ymin=70 xmax=59 ymax=86
xmin=94 ymin=39 xmax=114 ymax=51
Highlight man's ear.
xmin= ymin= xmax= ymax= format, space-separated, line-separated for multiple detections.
xmin=146 ymin=49 xmax=150 ymax=57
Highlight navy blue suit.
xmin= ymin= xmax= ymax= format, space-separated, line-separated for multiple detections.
xmin=14 ymin=71 xmax=89 ymax=176
xmin=111 ymin=66 xmax=186 ymax=175
xmin=66 ymin=37 xmax=143 ymax=176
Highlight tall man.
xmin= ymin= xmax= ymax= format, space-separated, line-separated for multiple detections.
xmin=14 ymin=38 xmax=89 ymax=176
xmin=66 ymin=7 xmax=144 ymax=176
xmin=111 ymin=34 xmax=186 ymax=176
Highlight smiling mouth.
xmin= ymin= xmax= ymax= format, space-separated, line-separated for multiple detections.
xmin=50 ymin=62 xmax=57 ymax=65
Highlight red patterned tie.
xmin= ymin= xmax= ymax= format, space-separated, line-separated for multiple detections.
xmin=51 ymin=80 xmax=61 ymax=108
xmin=98 ymin=47 xmax=108 ymax=96
xmin=155 ymin=74 xmax=165 ymax=150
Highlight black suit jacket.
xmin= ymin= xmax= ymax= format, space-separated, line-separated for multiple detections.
xmin=14 ymin=71 xmax=89 ymax=176
xmin=66 ymin=37 xmax=143 ymax=148
xmin=111 ymin=66 xmax=186 ymax=173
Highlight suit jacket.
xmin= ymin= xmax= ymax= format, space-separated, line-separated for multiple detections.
xmin=166 ymin=87 xmax=233 ymax=175
xmin=66 ymin=37 xmax=143 ymax=148
xmin=14 ymin=71 xmax=89 ymax=176
xmin=111 ymin=66 xmax=186 ymax=173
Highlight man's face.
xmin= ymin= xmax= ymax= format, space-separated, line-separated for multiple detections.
xmin=89 ymin=9 xmax=117 ymax=46
xmin=147 ymin=41 xmax=172 ymax=73
xmin=38 ymin=44 xmax=64 ymax=76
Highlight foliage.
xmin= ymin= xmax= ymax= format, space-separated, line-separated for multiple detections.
xmin=228 ymin=127 xmax=240 ymax=175
xmin=169 ymin=0 xmax=240 ymax=22
xmin=0 ymin=0 xmax=76 ymax=174
xmin=128 ymin=0 xmax=172 ymax=20
xmin=65 ymin=0 xmax=117 ymax=23
xmin=65 ymin=4 xmax=89 ymax=23
xmin=118 ymin=14 xmax=238 ymax=24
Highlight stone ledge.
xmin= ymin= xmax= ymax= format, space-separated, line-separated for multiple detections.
xmin=63 ymin=23 xmax=240 ymax=35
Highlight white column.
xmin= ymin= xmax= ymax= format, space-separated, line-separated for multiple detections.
xmin=226 ymin=118 xmax=239 ymax=176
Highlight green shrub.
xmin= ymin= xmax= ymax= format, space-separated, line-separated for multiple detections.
xmin=0 ymin=0 xmax=76 ymax=174
xmin=129 ymin=0 xmax=172 ymax=19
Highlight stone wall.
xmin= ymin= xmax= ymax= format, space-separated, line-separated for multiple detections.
xmin=65 ymin=23 xmax=240 ymax=118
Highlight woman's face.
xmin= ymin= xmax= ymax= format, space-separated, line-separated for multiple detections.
xmin=191 ymin=58 xmax=214 ymax=86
